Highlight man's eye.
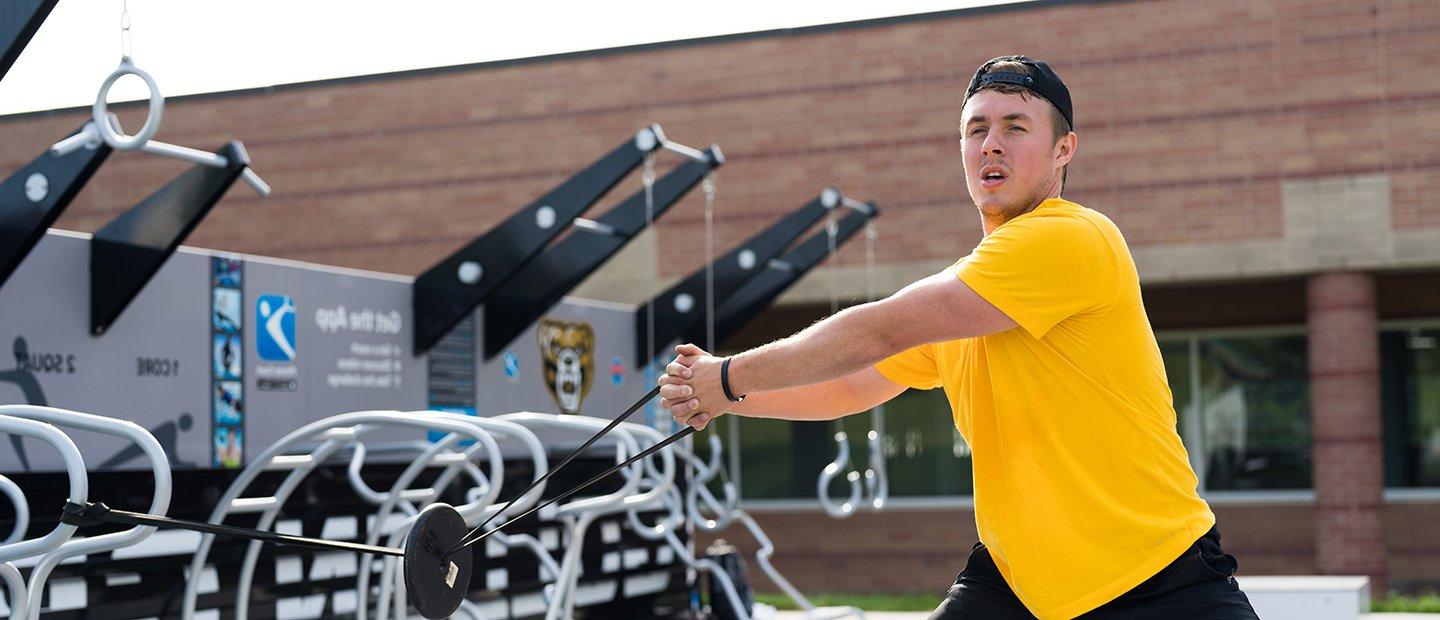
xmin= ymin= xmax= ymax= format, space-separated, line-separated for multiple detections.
xmin=1008 ymin=125 xmax=1026 ymax=132
xmin=969 ymin=127 xmax=986 ymax=136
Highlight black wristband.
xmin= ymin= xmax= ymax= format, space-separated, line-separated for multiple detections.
xmin=721 ymin=357 xmax=745 ymax=402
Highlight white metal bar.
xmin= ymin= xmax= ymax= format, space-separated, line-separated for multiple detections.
xmin=228 ymin=497 xmax=279 ymax=513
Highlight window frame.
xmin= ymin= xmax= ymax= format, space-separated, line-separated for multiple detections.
xmin=1377 ymin=318 xmax=1440 ymax=496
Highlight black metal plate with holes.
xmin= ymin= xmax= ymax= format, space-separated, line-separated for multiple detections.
xmin=687 ymin=204 xmax=879 ymax=350
xmin=0 ymin=0 xmax=58 ymax=83
xmin=90 ymin=141 xmax=249 ymax=335
xmin=635 ymin=190 xmax=837 ymax=365
xmin=413 ymin=128 xmax=662 ymax=355
xmin=0 ymin=124 xmax=111 ymax=291
xmin=482 ymin=148 xmax=723 ymax=360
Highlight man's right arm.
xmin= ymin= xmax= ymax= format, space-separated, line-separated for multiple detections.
xmin=664 ymin=365 xmax=907 ymax=422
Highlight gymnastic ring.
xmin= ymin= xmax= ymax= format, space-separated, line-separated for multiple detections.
xmin=92 ymin=58 xmax=164 ymax=151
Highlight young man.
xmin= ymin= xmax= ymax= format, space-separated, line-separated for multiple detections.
xmin=658 ymin=56 xmax=1259 ymax=619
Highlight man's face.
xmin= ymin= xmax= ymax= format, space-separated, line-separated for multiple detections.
xmin=960 ymin=89 xmax=1070 ymax=219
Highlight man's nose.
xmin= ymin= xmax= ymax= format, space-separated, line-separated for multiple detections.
xmin=981 ymin=130 xmax=1005 ymax=155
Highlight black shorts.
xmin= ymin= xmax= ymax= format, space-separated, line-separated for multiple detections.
xmin=928 ymin=526 xmax=1260 ymax=619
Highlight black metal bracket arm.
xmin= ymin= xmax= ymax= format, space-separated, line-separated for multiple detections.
xmin=682 ymin=200 xmax=879 ymax=350
xmin=0 ymin=0 xmax=58 ymax=83
xmin=90 ymin=141 xmax=251 ymax=335
xmin=0 ymin=124 xmax=112 ymax=291
xmin=634 ymin=187 xmax=850 ymax=365
xmin=412 ymin=125 xmax=671 ymax=355
xmin=481 ymin=144 xmax=725 ymax=360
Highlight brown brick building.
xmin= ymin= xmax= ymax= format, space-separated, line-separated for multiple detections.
xmin=3 ymin=0 xmax=1439 ymax=598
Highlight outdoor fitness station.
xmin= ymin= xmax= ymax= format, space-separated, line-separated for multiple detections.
xmin=0 ymin=2 xmax=891 ymax=618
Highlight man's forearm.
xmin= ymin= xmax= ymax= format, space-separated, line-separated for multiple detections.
xmin=726 ymin=302 xmax=896 ymax=398
xmin=726 ymin=380 xmax=864 ymax=421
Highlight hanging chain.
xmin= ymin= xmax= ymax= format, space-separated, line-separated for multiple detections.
xmin=638 ymin=153 xmax=665 ymax=435
xmin=824 ymin=216 xmax=847 ymax=439
xmin=826 ymin=217 xmax=839 ymax=316
xmin=864 ymin=220 xmax=883 ymax=427
xmin=120 ymin=0 xmax=133 ymax=60
xmin=702 ymin=174 xmax=717 ymax=353
xmin=865 ymin=222 xmax=878 ymax=304
xmin=642 ymin=153 xmax=657 ymax=373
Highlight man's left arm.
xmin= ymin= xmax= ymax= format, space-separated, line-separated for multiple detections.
xmin=672 ymin=269 xmax=1017 ymax=420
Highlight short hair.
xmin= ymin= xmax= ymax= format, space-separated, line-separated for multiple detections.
xmin=965 ymin=60 xmax=1072 ymax=185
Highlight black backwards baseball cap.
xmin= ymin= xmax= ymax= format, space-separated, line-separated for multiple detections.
xmin=964 ymin=55 xmax=1074 ymax=130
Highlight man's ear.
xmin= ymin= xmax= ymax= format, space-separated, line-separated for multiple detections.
xmin=1055 ymin=132 xmax=1078 ymax=168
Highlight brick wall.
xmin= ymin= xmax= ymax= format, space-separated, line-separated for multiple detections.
xmin=695 ymin=500 xmax=1440 ymax=595
xmin=1308 ymin=272 xmax=1388 ymax=591
xmin=1 ymin=0 xmax=1437 ymax=300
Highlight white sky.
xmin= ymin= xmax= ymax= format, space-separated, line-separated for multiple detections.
xmin=0 ymin=0 xmax=1028 ymax=116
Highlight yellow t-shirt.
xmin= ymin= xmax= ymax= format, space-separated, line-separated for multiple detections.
xmin=875 ymin=198 xmax=1214 ymax=619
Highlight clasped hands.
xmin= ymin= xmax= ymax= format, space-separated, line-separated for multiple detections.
xmin=658 ymin=343 xmax=735 ymax=431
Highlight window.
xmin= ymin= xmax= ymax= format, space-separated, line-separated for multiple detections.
xmin=734 ymin=387 xmax=967 ymax=500
xmin=1381 ymin=327 xmax=1440 ymax=488
xmin=1192 ymin=335 xmax=1312 ymax=490
xmin=1160 ymin=332 xmax=1313 ymax=491
xmin=1159 ymin=339 xmax=1203 ymax=479
xmin=843 ymin=387 xmax=973 ymax=497
xmin=735 ymin=416 xmax=808 ymax=499
xmin=727 ymin=330 xmax=1315 ymax=501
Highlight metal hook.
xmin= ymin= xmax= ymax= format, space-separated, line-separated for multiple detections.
xmin=817 ymin=397 xmax=888 ymax=516
xmin=682 ymin=434 xmax=739 ymax=531
xmin=817 ymin=431 xmax=864 ymax=518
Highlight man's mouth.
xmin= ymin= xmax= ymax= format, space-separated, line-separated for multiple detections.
xmin=979 ymin=165 xmax=1007 ymax=189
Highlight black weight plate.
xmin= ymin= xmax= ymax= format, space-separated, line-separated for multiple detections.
xmin=403 ymin=503 xmax=473 ymax=619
